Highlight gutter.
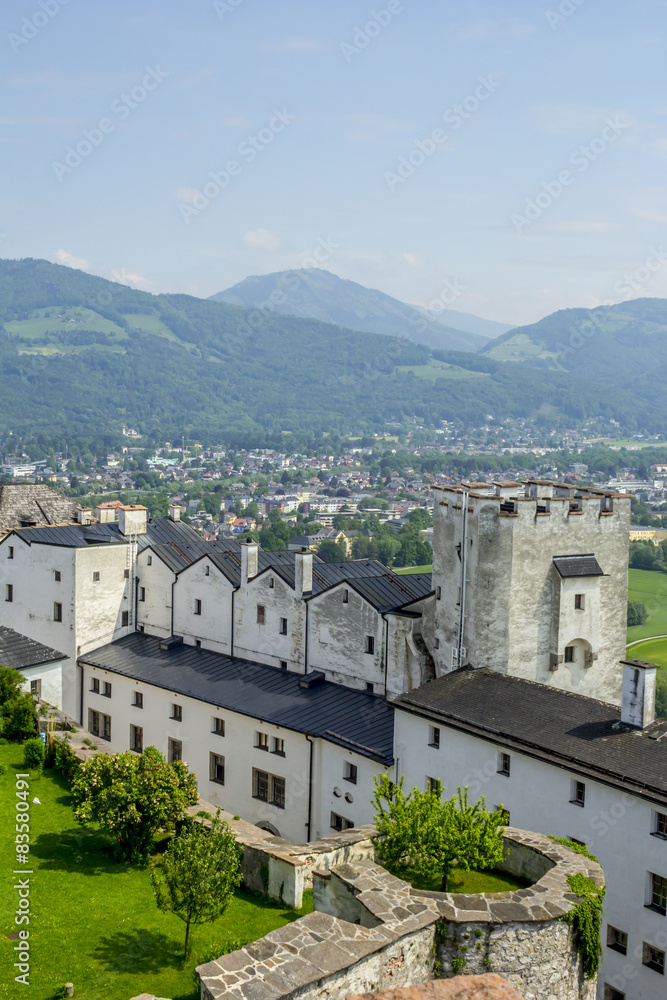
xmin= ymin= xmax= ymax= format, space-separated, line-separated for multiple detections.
xmin=305 ymin=735 xmax=314 ymax=841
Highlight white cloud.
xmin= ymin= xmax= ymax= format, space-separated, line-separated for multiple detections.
xmin=242 ymin=228 xmax=283 ymax=251
xmin=403 ymin=252 xmax=428 ymax=269
xmin=174 ymin=188 xmax=200 ymax=204
xmin=110 ymin=267 xmax=151 ymax=287
xmin=54 ymin=249 xmax=90 ymax=270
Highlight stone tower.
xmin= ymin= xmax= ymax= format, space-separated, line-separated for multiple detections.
xmin=430 ymin=480 xmax=631 ymax=705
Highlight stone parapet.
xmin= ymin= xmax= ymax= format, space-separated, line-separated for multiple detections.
xmin=348 ymin=975 xmax=526 ymax=1000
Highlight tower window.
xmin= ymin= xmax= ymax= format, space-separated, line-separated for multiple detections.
xmin=575 ymin=594 xmax=585 ymax=610
xmin=564 ymin=645 xmax=575 ymax=663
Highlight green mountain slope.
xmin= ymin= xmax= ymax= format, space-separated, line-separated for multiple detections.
xmin=210 ymin=268 xmax=490 ymax=353
xmin=0 ymin=258 xmax=660 ymax=439
xmin=482 ymin=299 xmax=667 ymax=407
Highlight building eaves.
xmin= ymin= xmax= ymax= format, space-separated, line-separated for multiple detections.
xmin=553 ymin=555 xmax=604 ymax=578
xmin=0 ymin=626 xmax=67 ymax=669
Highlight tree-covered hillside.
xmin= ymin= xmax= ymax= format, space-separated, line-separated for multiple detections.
xmin=0 ymin=258 xmax=660 ymax=439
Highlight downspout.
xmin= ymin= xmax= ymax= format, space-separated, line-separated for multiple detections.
xmin=79 ymin=662 xmax=84 ymax=726
xmin=134 ymin=574 xmax=139 ymax=632
xmin=383 ymin=615 xmax=389 ymax=696
xmin=171 ymin=578 xmax=175 ymax=636
xmin=305 ymin=735 xmax=314 ymax=841
xmin=231 ymin=588 xmax=235 ymax=656
xmin=303 ymin=599 xmax=309 ymax=675
xmin=457 ymin=490 xmax=469 ymax=668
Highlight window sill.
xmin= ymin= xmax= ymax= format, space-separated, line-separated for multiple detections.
xmin=643 ymin=962 xmax=665 ymax=975
xmin=170 ymin=718 xmax=182 ymax=723
xmin=569 ymin=800 xmax=585 ymax=807
xmin=645 ymin=903 xmax=667 ymax=916
xmin=210 ymin=778 xmax=225 ymax=786
xmin=497 ymin=770 xmax=510 ymax=777
xmin=271 ymin=750 xmax=286 ymax=757
xmin=270 ymin=801 xmax=285 ymax=809
xmin=343 ymin=777 xmax=357 ymax=784
xmin=130 ymin=747 xmax=142 ymax=754
xmin=651 ymin=832 xmax=667 ymax=841
xmin=608 ymin=943 xmax=627 ymax=955
xmin=253 ymin=794 xmax=268 ymax=802
xmin=428 ymin=743 xmax=440 ymax=750
xmin=255 ymin=745 xmax=269 ymax=751
xmin=212 ymin=731 xmax=225 ymax=737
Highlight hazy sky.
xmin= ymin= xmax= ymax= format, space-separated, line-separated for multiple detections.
xmin=2 ymin=0 xmax=666 ymax=324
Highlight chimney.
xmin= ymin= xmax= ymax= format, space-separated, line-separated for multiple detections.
xmin=294 ymin=548 xmax=313 ymax=597
xmin=96 ymin=504 xmax=117 ymax=524
xmin=76 ymin=507 xmax=93 ymax=525
xmin=240 ymin=538 xmax=258 ymax=585
xmin=118 ymin=505 xmax=148 ymax=536
xmin=621 ymin=659 xmax=657 ymax=729
xmin=168 ymin=504 xmax=182 ymax=522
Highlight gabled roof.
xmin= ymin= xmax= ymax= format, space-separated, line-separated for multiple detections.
xmin=0 ymin=626 xmax=66 ymax=670
xmin=79 ymin=634 xmax=394 ymax=765
xmin=553 ymin=555 xmax=604 ymax=578
xmin=394 ymin=668 xmax=667 ymax=805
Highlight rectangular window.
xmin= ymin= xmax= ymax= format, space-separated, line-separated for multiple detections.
xmin=194 ymin=599 xmax=202 ymax=615
xmin=147 ymin=556 xmax=152 ymax=566
xmin=343 ymin=589 xmax=349 ymax=604
xmin=271 ymin=775 xmax=286 ymax=808
xmin=575 ymin=593 xmax=585 ymax=610
xmin=497 ymin=752 xmax=511 ymax=777
xmin=570 ymin=780 xmax=585 ymax=806
xmin=8 ymin=546 xmax=13 ymax=559
xmin=195 ymin=639 xmax=201 ymax=647
xmin=269 ymin=577 xmax=274 ymax=589
xmin=436 ymin=586 xmax=442 ymax=600
xmin=280 ymin=660 xmax=287 ymax=670
xmin=365 ymin=635 xmax=375 ymax=655
xmin=649 ymin=873 xmax=667 ymax=914
xmin=253 ymin=768 xmax=269 ymax=801
xmin=564 ymin=645 xmax=575 ymax=663
xmin=88 ymin=708 xmax=100 ymax=736
xmin=139 ymin=587 xmax=146 ymax=602
xmin=654 ymin=811 xmax=667 ymax=839
xmin=256 ymin=731 xmax=269 ymax=751
xmin=93 ymin=571 xmax=100 ymax=582
xmin=54 ymin=570 xmax=61 ymax=582
xmin=5 ymin=584 xmax=12 ymax=602
xmin=130 ymin=724 xmax=143 ymax=753
xmin=607 ymin=926 xmax=628 ymax=955
xmin=604 ymin=988 xmax=625 ymax=1000
xmin=102 ymin=713 xmax=111 ymax=741
xmin=168 ymin=738 xmax=182 ymax=763
xmin=171 ymin=704 xmax=182 ymax=722
xmin=209 ymin=752 xmax=225 ymax=784
xmin=205 ymin=565 xmax=210 ymax=577
xmin=212 ymin=717 xmax=225 ymax=736
xmin=428 ymin=726 xmax=440 ymax=749
xmin=30 ymin=679 xmax=42 ymax=698
xmin=427 ymin=776 xmax=439 ymax=794
xmin=279 ymin=617 xmax=288 ymax=635
xmin=54 ymin=602 xmax=62 ymax=622
xmin=643 ymin=942 xmax=665 ymax=974
xmin=90 ymin=677 xmax=100 ymax=693
xmin=124 ymin=569 xmax=130 ymax=579
xmin=366 ymin=682 xmax=374 ymax=693
xmin=271 ymin=737 xmax=285 ymax=756
xmin=132 ymin=691 xmax=143 ymax=708
xmin=102 ymin=681 xmax=112 ymax=698
xmin=121 ymin=611 xmax=129 ymax=627
xmin=257 ymin=604 xmax=265 ymax=624
xmin=344 ymin=762 xmax=357 ymax=784
xmin=330 ymin=812 xmax=354 ymax=832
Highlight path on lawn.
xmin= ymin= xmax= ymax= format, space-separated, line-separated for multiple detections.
xmin=627 ymin=634 xmax=667 ymax=648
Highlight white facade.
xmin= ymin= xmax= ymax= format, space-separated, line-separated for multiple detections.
xmin=395 ymin=707 xmax=667 ymax=1000
xmin=80 ymin=659 xmax=388 ymax=843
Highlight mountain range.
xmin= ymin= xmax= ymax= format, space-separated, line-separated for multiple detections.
xmin=210 ymin=269 xmax=510 ymax=353
xmin=0 ymin=257 xmax=663 ymax=442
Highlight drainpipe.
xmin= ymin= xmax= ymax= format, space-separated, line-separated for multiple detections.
xmin=305 ymin=735 xmax=314 ymax=841
xmin=303 ymin=600 xmax=309 ymax=675
xmin=383 ymin=615 xmax=389 ymax=697
xmin=78 ymin=663 xmax=84 ymax=726
xmin=170 ymin=578 xmax=175 ymax=636
xmin=231 ymin=588 xmax=235 ymax=656
xmin=457 ymin=490 xmax=469 ymax=668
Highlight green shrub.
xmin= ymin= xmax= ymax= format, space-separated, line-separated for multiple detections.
xmin=24 ymin=737 xmax=45 ymax=771
xmin=0 ymin=761 xmax=7 ymax=775
xmin=53 ymin=740 xmax=80 ymax=783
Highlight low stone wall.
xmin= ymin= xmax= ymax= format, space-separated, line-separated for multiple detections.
xmin=197 ymin=829 xmax=603 ymax=1000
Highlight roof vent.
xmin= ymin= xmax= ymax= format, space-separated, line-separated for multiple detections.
xmin=299 ymin=670 xmax=325 ymax=689
xmin=159 ymin=635 xmax=184 ymax=651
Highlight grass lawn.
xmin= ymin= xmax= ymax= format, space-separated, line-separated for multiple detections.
xmin=395 ymin=564 xmax=432 ymax=575
xmin=0 ymin=744 xmax=312 ymax=1000
xmin=397 ymin=867 xmax=529 ymax=894
xmin=627 ymin=568 xmax=667 ymax=643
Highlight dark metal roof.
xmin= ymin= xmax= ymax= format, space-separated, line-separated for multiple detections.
xmin=0 ymin=626 xmax=66 ymax=670
xmin=394 ymin=668 xmax=667 ymax=804
xmin=553 ymin=554 xmax=604 ymax=578
xmin=79 ymin=634 xmax=394 ymax=765
xmin=349 ymin=572 xmax=433 ymax=613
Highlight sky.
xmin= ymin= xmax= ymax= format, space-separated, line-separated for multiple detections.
xmin=2 ymin=0 xmax=667 ymax=326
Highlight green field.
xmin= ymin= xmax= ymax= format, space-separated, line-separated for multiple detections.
xmin=6 ymin=307 xmax=129 ymax=340
xmin=483 ymin=332 xmax=560 ymax=364
xmin=0 ymin=745 xmax=311 ymax=1000
xmin=395 ymin=360 xmax=487 ymax=382
xmin=626 ymin=568 xmax=667 ymax=672
xmin=395 ymin=564 xmax=432 ymax=575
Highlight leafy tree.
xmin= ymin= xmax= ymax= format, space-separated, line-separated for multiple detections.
xmin=244 ymin=501 xmax=259 ymax=519
xmin=317 ymin=540 xmax=348 ymax=563
xmin=372 ymin=775 xmax=507 ymax=891
xmin=629 ymin=541 xmax=664 ymax=572
xmin=408 ymin=508 xmax=432 ymax=529
xmin=152 ymin=811 xmax=242 ymax=958
xmin=200 ymin=492 xmax=222 ymax=518
xmin=627 ymin=601 xmax=649 ymax=627
xmin=656 ymin=673 xmax=667 ymax=721
xmin=0 ymin=666 xmax=37 ymax=742
xmin=72 ymin=746 xmax=198 ymax=861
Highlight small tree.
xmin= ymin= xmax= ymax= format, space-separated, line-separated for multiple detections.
xmin=372 ymin=775 xmax=507 ymax=891
xmin=627 ymin=600 xmax=649 ymax=627
xmin=72 ymin=746 xmax=198 ymax=861
xmin=152 ymin=811 xmax=242 ymax=958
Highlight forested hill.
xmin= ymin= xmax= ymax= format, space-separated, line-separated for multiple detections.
xmin=0 ymin=258 xmax=659 ymax=439
xmin=210 ymin=268 xmax=490 ymax=353
xmin=481 ymin=298 xmax=667 ymax=410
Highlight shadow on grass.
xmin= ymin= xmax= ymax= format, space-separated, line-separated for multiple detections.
xmin=30 ymin=826 xmax=139 ymax=875
xmin=92 ymin=928 xmax=184 ymax=974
